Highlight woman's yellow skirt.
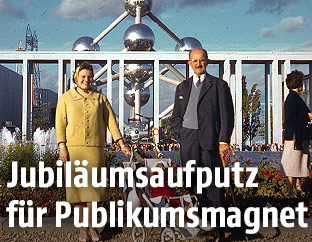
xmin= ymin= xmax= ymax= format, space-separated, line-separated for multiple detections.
xmin=66 ymin=146 xmax=106 ymax=204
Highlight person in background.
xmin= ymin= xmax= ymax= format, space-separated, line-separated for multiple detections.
xmin=56 ymin=62 xmax=130 ymax=242
xmin=280 ymin=70 xmax=311 ymax=197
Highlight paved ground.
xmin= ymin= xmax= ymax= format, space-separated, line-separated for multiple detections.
xmin=1 ymin=217 xmax=311 ymax=241
xmin=0 ymin=229 xmax=311 ymax=242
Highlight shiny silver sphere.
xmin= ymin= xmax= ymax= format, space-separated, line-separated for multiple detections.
xmin=124 ymin=121 xmax=148 ymax=139
xmin=124 ymin=0 xmax=152 ymax=17
xmin=123 ymin=24 xmax=155 ymax=51
xmin=125 ymin=64 xmax=153 ymax=83
xmin=175 ymin=37 xmax=202 ymax=51
xmin=128 ymin=121 xmax=147 ymax=133
xmin=124 ymin=82 xmax=150 ymax=107
xmin=72 ymin=36 xmax=100 ymax=51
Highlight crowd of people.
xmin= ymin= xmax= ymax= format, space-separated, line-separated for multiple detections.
xmin=109 ymin=141 xmax=285 ymax=152
xmin=231 ymin=143 xmax=283 ymax=151
xmin=110 ymin=142 xmax=180 ymax=152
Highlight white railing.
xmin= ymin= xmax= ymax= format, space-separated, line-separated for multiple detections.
xmin=1 ymin=51 xmax=312 ymax=145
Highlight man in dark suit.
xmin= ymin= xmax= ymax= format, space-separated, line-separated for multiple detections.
xmin=172 ymin=48 xmax=234 ymax=223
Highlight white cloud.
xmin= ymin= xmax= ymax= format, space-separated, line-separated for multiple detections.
xmin=23 ymin=0 xmax=31 ymax=8
xmin=260 ymin=16 xmax=307 ymax=38
xmin=39 ymin=66 xmax=59 ymax=92
xmin=278 ymin=16 xmax=307 ymax=32
xmin=53 ymin=0 xmax=123 ymax=20
xmin=248 ymin=0 xmax=298 ymax=14
xmin=181 ymin=0 xmax=235 ymax=7
xmin=0 ymin=0 xmax=25 ymax=18
xmin=259 ymin=28 xmax=274 ymax=38
xmin=53 ymin=0 xmax=232 ymax=21
xmin=305 ymin=40 xmax=312 ymax=47
xmin=53 ymin=0 xmax=175 ymax=21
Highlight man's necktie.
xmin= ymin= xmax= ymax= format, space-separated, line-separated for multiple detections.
xmin=195 ymin=76 xmax=200 ymax=87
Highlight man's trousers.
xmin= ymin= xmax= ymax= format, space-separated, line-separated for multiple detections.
xmin=179 ymin=127 xmax=225 ymax=213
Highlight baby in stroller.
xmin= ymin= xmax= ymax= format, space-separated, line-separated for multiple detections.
xmin=126 ymin=157 xmax=218 ymax=242
xmin=148 ymin=160 xmax=177 ymax=200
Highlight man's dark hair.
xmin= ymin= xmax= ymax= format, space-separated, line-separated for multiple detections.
xmin=286 ymin=70 xmax=304 ymax=90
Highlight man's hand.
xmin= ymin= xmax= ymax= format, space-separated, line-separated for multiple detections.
xmin=219 ymin=143 xmax=229 ymax=159
xmin=59 ymin=144 xmax=69 ymax=163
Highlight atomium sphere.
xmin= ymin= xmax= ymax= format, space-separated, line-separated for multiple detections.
xmin=123 ymin=24 xmax=155 ymax=51
xmin=125 ymin=64 xmax=153 ymax=83
xmin=72 ymin=36 xmax=100 ymax=51
xmin=128 ymin=122 xmax=147 ymax=132
xmin=124 ymin=82 xmax=150 ymax=107
xmin=124 ymin=0 xmax=153 ymax=17
xmin=175 ymin=37 xmax=202 ymax=52
xmin=124 ymin=121 xmax=148 ymax=139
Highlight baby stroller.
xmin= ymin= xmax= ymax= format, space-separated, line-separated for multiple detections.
xmin=126 ymin=156 xmax=219 ymax=242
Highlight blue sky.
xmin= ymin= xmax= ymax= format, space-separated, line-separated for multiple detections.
xmin=1 ymin=0 xmax=312 ymax=130
xmin=1 ymin=0 xmax=311 ymax=52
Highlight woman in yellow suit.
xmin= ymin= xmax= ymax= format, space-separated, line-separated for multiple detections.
xmin=56 ymin=62 xmax=130 ymax=242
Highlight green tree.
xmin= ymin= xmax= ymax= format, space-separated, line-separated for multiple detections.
xmin=242 ymin=75 xmax=264 ymax=145
xmin=32 ymin=102 xmax=53 ymax=131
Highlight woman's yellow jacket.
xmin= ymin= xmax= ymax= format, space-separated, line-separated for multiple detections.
xmin=55 ymin=88 xmax=122 ymax=147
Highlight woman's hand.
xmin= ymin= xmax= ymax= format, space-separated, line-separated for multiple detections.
xmin=59 ymin=143 xmax=69 ymax=162
xmin=308 ymin=113 xmax=312 ymax=120
xmin=118 ymin=139 xmax=131 ymax=157
xmin=121 ymin=146 xmax=131 ymax=158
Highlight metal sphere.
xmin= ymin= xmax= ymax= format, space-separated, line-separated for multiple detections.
xmin=175 ymin=37 xmax=202 ymax=52
xmin=128 ymin=122 xmax=147 ymax=133
xmin=124 ymin=121 xmax=148 ymax=139
xmin=124 ymin=0 xmax=152 ymax=17
xmin=123 ymin=24 xmax=155 ymax=51
xmin=72 ymin=36 xmax=100 ymax=51
xmin=125 ymin=64 xmax=153 ymax=83
xmin=124 ymin=82 xmax=150 ymax=107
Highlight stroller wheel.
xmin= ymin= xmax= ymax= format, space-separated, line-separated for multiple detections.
xmin=132 ymin=226 xmax=145 ymax=242
xmin=210 ymin=229 xmax=221 ymax=242
xmin=161 ymin=228 xmax=176 ymax=242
